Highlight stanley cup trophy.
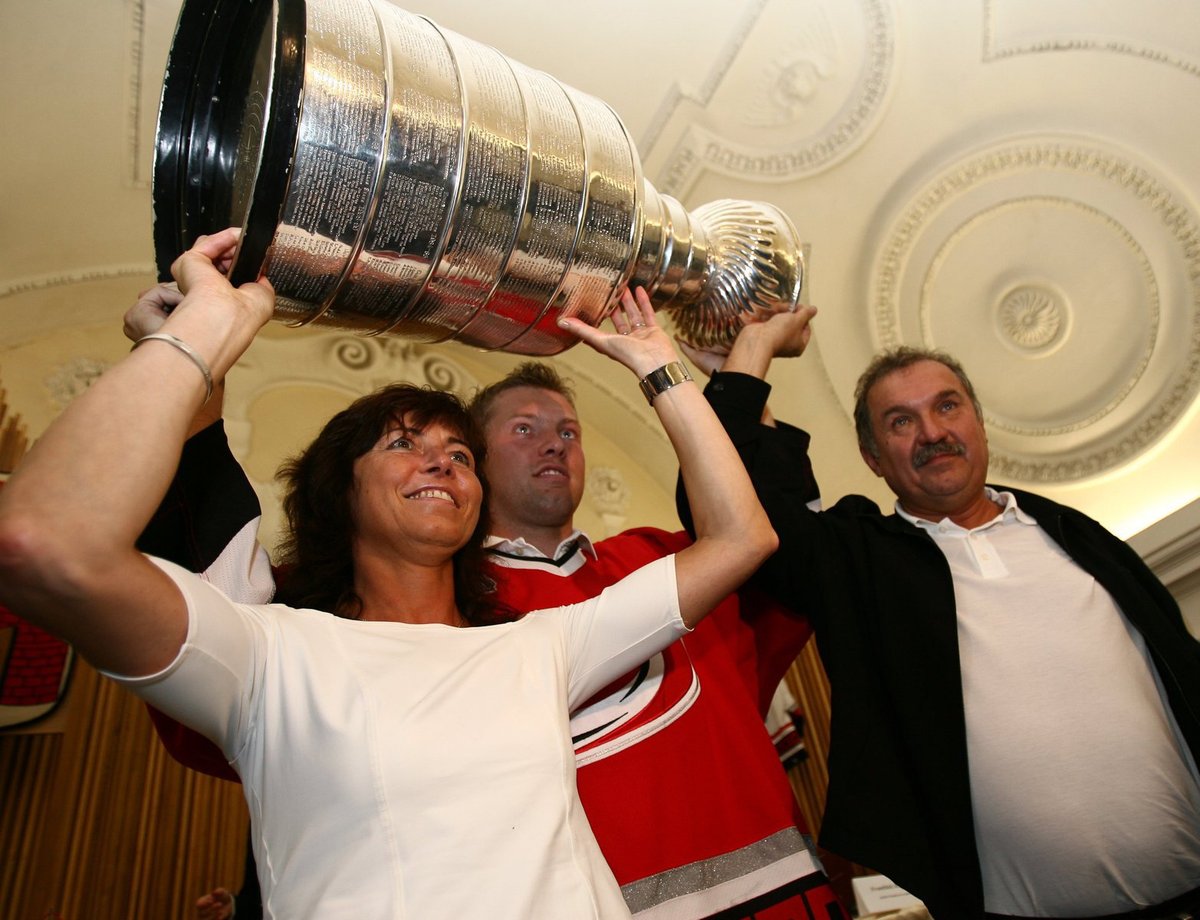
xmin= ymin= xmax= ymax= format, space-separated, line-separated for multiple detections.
xmin=153 ymin=0 xmax=808 ymax=356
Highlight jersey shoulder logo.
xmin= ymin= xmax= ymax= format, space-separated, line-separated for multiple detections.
xmin=571 ymin=642 xmax=699 ymax=766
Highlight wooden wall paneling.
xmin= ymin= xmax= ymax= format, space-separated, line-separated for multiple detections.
xmin=782 ymin=638 xmax=833 ymax=833
xmin=0 ymin=732 xmax=61 ymax=908
xmin=0 ymin=370 xmax=247 ymax=917
xmin=1 ymin=658 xmax=248 ymax=919
xmin=0 ymin=381 xmax=29 ymax=474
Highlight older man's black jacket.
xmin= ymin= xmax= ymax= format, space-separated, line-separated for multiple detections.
xmin=681 ymin=372 xmax=1200 ymax=918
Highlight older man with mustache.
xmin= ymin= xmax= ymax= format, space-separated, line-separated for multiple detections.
xmin=682 ymin=332 xmax=1200 ymax=920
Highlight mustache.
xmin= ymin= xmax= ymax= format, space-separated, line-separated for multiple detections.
xmin=913 ymin=440 xmax=965 ymax=468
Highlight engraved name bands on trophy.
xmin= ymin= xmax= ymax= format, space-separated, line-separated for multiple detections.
xmin=153 ymin=0 xmax=809 ymax=356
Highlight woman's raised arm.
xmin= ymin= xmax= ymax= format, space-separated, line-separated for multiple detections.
xmin=559 ymin=288 xmax=777 ymax=628
xmin=0 ymin=229 xmax=274 ymax=675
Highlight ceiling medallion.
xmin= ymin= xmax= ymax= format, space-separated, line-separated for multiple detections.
xmin=872 ymin=139 xmax=1200 ymax=482
xmin=997 ymin=285 xmax=1064 ymax=352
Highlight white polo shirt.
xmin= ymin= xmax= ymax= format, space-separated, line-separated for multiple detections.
xmin=901 ymin=489 xmax=1200 ymax=915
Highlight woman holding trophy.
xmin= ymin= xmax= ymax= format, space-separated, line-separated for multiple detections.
xmin=0 ymin=228 xmax=776 ymax=918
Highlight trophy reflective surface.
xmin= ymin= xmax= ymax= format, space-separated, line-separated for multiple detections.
xmin=153 ymin=0 xmax=807 ymax=355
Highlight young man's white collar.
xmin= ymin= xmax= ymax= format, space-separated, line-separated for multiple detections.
xmin=483 ymin=530 xmax=599 ymax=564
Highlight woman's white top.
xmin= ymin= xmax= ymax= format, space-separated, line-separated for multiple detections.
xmin=110 ymin=554 xmax=686 ymax=919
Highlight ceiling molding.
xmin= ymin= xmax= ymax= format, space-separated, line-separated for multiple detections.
xmin=1128 ymin=499 xmax=1200 ymax=590
xmin=0 ymin=265 xmax=157 ymax=301
xmin=651 ymin=0 xmax=895 ymax=196
xmin=871 ymin=137 xmax=1200 ymax=482
xmin=982 ymin=0 xmax=1200 ymax=77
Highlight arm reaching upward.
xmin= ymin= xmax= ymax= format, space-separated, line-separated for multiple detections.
xmin=126 ymin=278 xmax=275 ymax=605
xmin=676 ymin=306 xmax=816 ymax=428
xmin=559 ymin=288 xmax=777 ymax=627
xmin=704 ymin=307 xmax=816 ymax=379
xmin=0 ymin=229 xmax=275 ymax=675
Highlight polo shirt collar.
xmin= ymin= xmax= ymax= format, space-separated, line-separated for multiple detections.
xmin=895 ymin=487 xmax=1038 ymax=534
xmin=483 ymin=529 xmax=598 ymax=563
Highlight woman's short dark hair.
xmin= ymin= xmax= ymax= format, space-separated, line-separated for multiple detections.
xmin=274 ymin=384 xmax=506 ymax=625
xmin=853 ymin=346 xmax=982 ymax=459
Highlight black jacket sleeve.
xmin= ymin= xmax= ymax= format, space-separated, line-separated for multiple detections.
xmin=676 ymin=371 xmax=819 ymax=535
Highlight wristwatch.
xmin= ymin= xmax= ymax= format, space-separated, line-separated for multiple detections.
xmin=638 ymin=361 xmax=693 ymax=405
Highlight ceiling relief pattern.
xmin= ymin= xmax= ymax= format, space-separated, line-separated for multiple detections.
xmin=221 ymin=332 xmax=482 ymax=451
xmin=871 ymin=139 xmax=1200 ymax=483
xmin=6 ymin=0 xmax=1200 ymax=537
xmin=125 ymin=0 xmax=151 ymax=187
xmin=45 ymin=357 xmax=111 ymax=411
xmin=586 ymin=466 xmax=632 ymax=538
xmin=650 ymin=0 xmax=894 ymax=197
xmin=313 ymin=333 xmax=477 ymax=397
xmin=925 ymin=197 xmax=1158 ymax=439
xmin=997 ymin=284 xmax=1067 ymax=352
xmin=982 ymin=0 xmax=1200 ymax=78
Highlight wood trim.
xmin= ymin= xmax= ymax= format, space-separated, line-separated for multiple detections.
xmin=0 ymin=660 xmax=247 ymax=918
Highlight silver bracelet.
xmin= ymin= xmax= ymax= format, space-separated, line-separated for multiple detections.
xmin=132 ymin=332 xmax=214 ymax=404
xmin=638 ymin=361 xmax=693 ymax=405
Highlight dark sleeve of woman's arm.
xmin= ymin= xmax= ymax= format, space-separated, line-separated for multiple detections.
xmin=136 ymin=420 xmax=263 ymax=572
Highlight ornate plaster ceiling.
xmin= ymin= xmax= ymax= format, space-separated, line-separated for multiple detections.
xmin=2 ymin=0 xmax=1200 ymax=541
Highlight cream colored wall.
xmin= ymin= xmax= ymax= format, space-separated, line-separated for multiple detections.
xmin=4 ymin=0 xmax=1200 ymax=551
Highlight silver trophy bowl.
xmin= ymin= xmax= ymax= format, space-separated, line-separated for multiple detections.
xmin=153 ymin=0 xmax=807 ymax=355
